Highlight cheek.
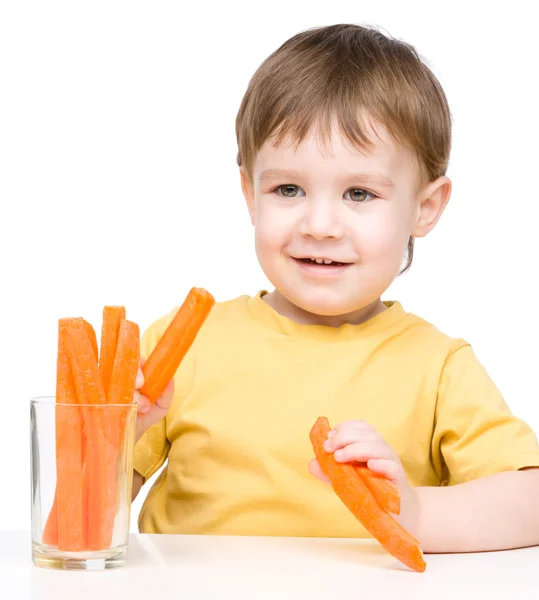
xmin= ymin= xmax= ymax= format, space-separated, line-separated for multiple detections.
xmin=351 ymin=210 xmax=410 ymax=260
xmin=253 ymin=201 xmax=294 ymax=252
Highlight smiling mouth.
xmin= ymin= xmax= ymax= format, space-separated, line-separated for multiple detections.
xmin=294 ymin=257 xmax=349 ymax=267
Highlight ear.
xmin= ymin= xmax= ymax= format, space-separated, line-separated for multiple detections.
xmin=411 ymin=175 xmax=452 ymax=238
xmin=240 ymin=168 xmax=256 ymax=225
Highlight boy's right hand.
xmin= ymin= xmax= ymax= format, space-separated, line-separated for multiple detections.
xmin=133 ymin=357 xmax=174 ymax=443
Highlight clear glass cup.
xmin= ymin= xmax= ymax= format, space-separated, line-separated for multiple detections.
xmin=30 ymin=397 xmax=137 ymax=570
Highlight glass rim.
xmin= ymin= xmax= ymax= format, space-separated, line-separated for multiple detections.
xmin=29 ymin=396 xmax=138 ymax=410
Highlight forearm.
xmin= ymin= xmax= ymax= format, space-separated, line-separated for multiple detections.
xmin=413 ymin=468 xmax=539 ymax=553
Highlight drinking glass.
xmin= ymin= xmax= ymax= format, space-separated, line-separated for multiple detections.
xmin=30 ymin=397 xmax=137 ymax=570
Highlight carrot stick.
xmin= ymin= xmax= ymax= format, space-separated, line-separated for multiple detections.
xmin=42 ymin=317 xmax=85 ymax=547
xmin=81 ymin=319 xmax=97 ymax=543
xmin=62 ymin=322 xmax=116 ymax=551
xmin=140 ymin=287 xmax=214 ymax=404
xmin=310 ymin=417 xmax=426 ymax=573
xmin=106 ymin=319 xmax=140 ymax=453
xmin=41 ymin=497 xmax=58 ymax=546
xmin=81 ymin=461 xmax=89 ymax=549
xmin=355 ymin=465 xmax=401 ymax=515
xmin=108 ymin=320 xmax=140 ymax=406
xmin=84 ymin=319 xmax=98 ymax=361
xmin=99 ymin=306 xmax=126 ymax=400
xmin=64 ymin=321 xmax=107 ymax=406
xmin=51 ymin=319 xmax=86 ymax=551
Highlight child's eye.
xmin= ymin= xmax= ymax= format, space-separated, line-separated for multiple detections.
xmin=275 ymin=184 xmax=305 ymax=198
xmin=344 ymin=188 xmax=375 ymax=203
xmin=273 ymin=185 xmax=374 ymax=202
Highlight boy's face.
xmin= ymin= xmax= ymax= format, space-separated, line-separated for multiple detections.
xmin=241 ymin=118 xmax=450 ymax=321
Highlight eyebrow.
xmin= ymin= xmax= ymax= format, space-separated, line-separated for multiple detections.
xmin=258 ymin=168 xmax=395 ymax=188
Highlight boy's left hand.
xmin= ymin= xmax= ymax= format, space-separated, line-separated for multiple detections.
xmin=308 ymin=420 xmax=420 ymax=529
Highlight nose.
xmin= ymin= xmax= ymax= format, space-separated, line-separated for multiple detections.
xmin=297 ymin=196 xmax=344 ymax=240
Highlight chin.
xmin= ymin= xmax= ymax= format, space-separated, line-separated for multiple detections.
xmin=285 ymin=289 xmax=371 ymax=318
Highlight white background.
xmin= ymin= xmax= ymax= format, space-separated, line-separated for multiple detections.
xmin=0 ymin=1 xmax=537 ymax=533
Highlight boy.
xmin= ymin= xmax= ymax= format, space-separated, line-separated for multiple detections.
xmin=131 ymin=24 xmax=539 ymax=553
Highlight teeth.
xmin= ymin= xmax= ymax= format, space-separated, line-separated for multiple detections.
xmin=304 ymin=258 xmax=336 ymax=264
xmin=300 ymin=257 xmax=340 ymax=265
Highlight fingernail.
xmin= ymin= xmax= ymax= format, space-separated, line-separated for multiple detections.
xmin=323 ymin=439 xmax=332 ymax=451
xmin=334 ymin=449 xmax=344 ymax=460
xmin=135 ymin=371 xmax=144 ymax=388
xmin=328 ymin=430 xmax=335 ymax=438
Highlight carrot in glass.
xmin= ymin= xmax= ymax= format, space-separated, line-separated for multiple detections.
xmin=84 ymin=319 xmax=98 ymax=361
xmin=62 ymin=322 xmax=116 ymax=551
xmin=98 ymin=306 xmax=126 ymax=399
xmin=108 ymin=320 xmax=140 ymax=406
xmin=106 ymin=319 xmax=140 ymax=452
xmin=310 ymin=417 xmax=426 ymax=573
xmin=41 ymin=498 xmax=58 ymax=546
xmin=42 ymin=318 xmax=84 ymax=547
xmin=43 ymin=318 xmax=86 ymax=550
xmin=81 ymin=318 xmax=98 ymax=535
xmin=140 ymin=288 xmax=214 ymax=404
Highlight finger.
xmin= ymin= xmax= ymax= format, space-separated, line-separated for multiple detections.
xmin=133 ymin=391 xmax=151 ymax=414
xmin=135 ymin=372 xmax=173 ymax=414
xmin=135 ymin=379 xmax=175 ymax=442
xmin=308 ymin=459 xmax=331 ymax=485
xmin=333 ymin=441 xmax=396 ymax=463
xmin=135 ymin=367 xmax=145 ymax=390
xmin=135 ymin=356 xmax=146 ymax=390
xmin=324 ymin=428 xmax=379 ymax=452
xmin=367 ymin=458 xmax=405 ymax=484
xmin=136 ymin=401 xmax=169 ymax=440
xmin=154 ymin=378 xmax=175 ymax=411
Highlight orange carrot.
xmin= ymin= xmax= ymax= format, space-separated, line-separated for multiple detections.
xmin=81 ymin=319 xmax=97 ymax=537
xmin=108 ymin=320 xmax=140 ymax=406
xmin=41 ymin=497 xmax=58 ymax=546
xmin=99 ymin=306 xmax=126 ymax=400
xmin=64 ymin=321 xmax=107 ymax=406
xmin=43 ymin=318 xmax=85 ymax=547
xmin=106 ymin=319 xmax=140 ymax=452
xmin=81 ymin=461 xmax=89 ymax=550
xmin=355 ymin=465 xmax=401 ymax=515
xmin=310 ymin=417 xmax=426 ymax=573
xmin=140 ymin=287 xmax=214 ymax=404
xmin=62 ymin=322 xmax=116 ymax=550
xmin=84 ymin=319 xmax=98 ymax=360
xmin=48 ymin=319 xmax=86 ymax=551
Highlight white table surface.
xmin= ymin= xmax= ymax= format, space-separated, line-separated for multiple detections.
xmin=2 ymin=531 xmax=538 ymax=599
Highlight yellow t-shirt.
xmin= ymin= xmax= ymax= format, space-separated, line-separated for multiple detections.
xmin=134 ymin=292 xmax=539 ymax=538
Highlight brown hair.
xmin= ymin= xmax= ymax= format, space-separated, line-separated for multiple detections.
xmin=235 ymin=23 xmax=452 ymax=272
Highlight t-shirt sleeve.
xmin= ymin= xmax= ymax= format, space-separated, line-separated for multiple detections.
xmin=431 ymin=342 xmax=539 ymax=486
xmin=133 ymin=311 xmax=176 ymax=483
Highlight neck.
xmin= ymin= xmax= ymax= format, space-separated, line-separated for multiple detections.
xmin=262 ymin=290 xmax=387 ymax=327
